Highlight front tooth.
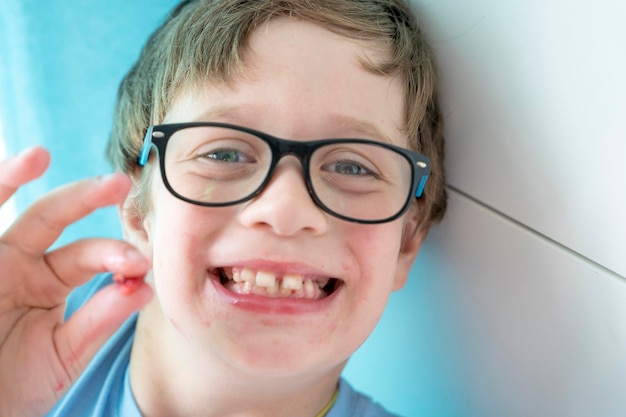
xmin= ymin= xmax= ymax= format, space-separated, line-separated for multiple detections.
xmin=241 ymin=267 xmax=256 ymax=283
xmin=282 ymin=273 xmax=303 ymax=291
xmin=255 ymin=270 xmax=276 ymax=288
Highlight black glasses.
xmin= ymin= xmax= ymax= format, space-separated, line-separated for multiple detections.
xmin=138 ymin=122 xmax=430 ymax=224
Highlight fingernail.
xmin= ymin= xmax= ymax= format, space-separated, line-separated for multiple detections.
xmin=125 ymin=247 xmax=145 ymax=259
xmin=106 ymin=248 xmax=148 ymax=271
xmin=125 ymin=248 xmax=148 ymax=265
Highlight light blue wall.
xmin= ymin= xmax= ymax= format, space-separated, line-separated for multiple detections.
xmin=0 ymin=2 xmax=450 ymax=416
xmin=0 ymin=0 xmax=176 ymax=246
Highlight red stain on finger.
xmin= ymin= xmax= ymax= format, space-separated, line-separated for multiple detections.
xmin=113 ymin=274 xmax=145 ymax=295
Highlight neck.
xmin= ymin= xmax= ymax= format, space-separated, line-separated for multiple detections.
xmin=130 ymin=299 xmax=344 ymax=417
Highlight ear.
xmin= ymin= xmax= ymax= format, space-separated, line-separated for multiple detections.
xmin=392 ymin=206 xmax=427 ymax=291
xmin=118 ymin=196 xmax=153 ymax=263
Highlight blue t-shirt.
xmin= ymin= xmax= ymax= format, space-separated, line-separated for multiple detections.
xmin=46 ymin=274 xmax=400 ymax=417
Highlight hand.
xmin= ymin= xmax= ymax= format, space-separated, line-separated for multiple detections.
xmin=0 ymin=147 xmax=153 ymax=417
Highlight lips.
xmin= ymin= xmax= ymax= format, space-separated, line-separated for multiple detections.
xmin=216 ymin=266 xmax=340 ymax=300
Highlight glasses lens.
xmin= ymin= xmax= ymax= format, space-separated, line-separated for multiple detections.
xmin=163 ymin=126 xmax=272 ymax=204
xmin=161 ymin=125 xmax=414 ymax=222
xmin=310 ymin=142 xmax=413 ymax=221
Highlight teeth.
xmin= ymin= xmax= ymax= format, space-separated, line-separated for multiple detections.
xmin=255 ymin=270 xmax=276 ymax=288
xmin=265 ymin=282 xmax=279 ymax=297
xmin=303 ymin=279 xmax=316 ymax=298
xmin=282 ymin=274 xmax=303 ymax=291
xmin=232 ymin=267 xmax=256 ymax=284
xmin=224 ymin=267 xmax=331 ymax=299
xmin=241 ymin=267 xmax=256 ymax=283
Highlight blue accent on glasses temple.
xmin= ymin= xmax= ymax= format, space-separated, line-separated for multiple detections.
xmin=416 ymin=175 xmax=429 ymax=198
xmin=138 ymin=126 xmax=153 ymax=166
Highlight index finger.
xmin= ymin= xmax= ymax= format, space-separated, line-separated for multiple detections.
xmin=0 ymin=146 xmax=50 ymax=205
xmin=2 ymin=173 xmax=132 ymax=255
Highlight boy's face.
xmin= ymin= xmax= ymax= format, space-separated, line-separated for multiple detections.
xmin=125 ymin=19 xmax=424 ymax=378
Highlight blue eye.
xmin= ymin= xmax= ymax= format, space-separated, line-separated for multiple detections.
xmin=205 ymin=149 xmax=246 ymax=163
xmin=330 ymin=160 xmax=376 ymax=176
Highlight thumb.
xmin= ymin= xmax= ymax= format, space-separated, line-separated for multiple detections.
xmin=52 ymin=280 xmax=152 ymax=390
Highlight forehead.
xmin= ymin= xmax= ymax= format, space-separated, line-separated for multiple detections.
xmin=165 ymin=19 xmax=406 ymax=145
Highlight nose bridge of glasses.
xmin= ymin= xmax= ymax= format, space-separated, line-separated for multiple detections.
xmin=255 ymin=137 xmax=316 ymax=204
xmin=264 ymin=136 xmax=314 ymax=177
xmin=273 ymin=137 xmax=312 ymax=162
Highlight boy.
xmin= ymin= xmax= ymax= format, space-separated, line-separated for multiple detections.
xmin=0 ymin=0 xmax=446 ymax=416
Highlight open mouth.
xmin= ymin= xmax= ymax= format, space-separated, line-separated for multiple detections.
xmin=216 ymin=267 xmax=340 ymax=300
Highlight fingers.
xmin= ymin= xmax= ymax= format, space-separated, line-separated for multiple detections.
xmin=0 ymin=147 xmax=50 ymax=206
xmin=53 ymin=281 xmax=153 ymax=386
xmin=2 ymin=173 xmax=132 ymax=255
xmin=43 ymin=238 xmax=150 ymax=290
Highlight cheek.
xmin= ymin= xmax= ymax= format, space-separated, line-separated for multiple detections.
xmin=146 ymin=202 xmax=238 ymax=338
xmin=147 ymin=188 xmax=232 ymax=298
xmin=331 ymin=226 xmax=403 ymax=356
xmin=150 ymin=206 xmax=229 ymax=273
xmin=342 ymin=223 xmax=404 ymax=315
xmin=348 ymin=223 xmax=403 ymax=278
xmin=148 ymin=177 xmax=228 ymax=255
xmin=149 ymin=211 xmax=201 ymax=315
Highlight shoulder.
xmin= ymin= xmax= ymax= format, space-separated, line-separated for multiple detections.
xmin=328 ymin=378 xmax=402 ymax=417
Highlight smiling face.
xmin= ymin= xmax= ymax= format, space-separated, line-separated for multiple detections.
xmin=124 ymin=18 xmax=423 ymax=381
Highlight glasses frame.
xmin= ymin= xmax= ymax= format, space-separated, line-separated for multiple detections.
xmin=139 ymin=122 xmax=430 ymax=224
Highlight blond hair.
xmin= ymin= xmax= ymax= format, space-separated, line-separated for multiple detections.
xmin=107 ymin=0 xmax=446 ymax=230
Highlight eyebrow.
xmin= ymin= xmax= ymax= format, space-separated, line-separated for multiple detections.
xmin=188 ymin=104 xmax=397 ymax=144
xmin=330 ymin=115 xmax=396 ymax=144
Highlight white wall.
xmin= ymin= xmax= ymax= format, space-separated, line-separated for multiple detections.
xmin=425 ymin=0 xmax=625 ymax=277
xmin=388 ymin=0 xmax=626 ymax=415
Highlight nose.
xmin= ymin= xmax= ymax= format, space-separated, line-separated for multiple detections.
xmin=238 ymin=157 xmax=329 ymax=236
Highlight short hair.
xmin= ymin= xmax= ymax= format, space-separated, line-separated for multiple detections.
xmin=107 ymin=0 xmax=446 ymax=230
